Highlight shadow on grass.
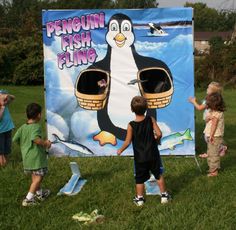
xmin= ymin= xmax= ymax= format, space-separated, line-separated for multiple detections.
xmin=195 ymin=122 xmax=206 ymax=155
xmin=165 ymin=158 xmax=202 ymax=197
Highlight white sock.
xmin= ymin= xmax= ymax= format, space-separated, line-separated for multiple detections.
xmin=26 ymin=192 xmax=34 ymax=200
xmin=137 ymin=195 xmax=143 ymax=199
xmin=36 ymin=189 xmax=42 ymax=196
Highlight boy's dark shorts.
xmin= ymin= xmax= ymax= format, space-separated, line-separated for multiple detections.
xmin=0 ymin=130 xmax=12 ymax=155
xmin=134 ymin=160 xmax=161 ymax=184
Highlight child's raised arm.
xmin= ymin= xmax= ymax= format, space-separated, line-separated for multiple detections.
xmin=6 ymin=94 xmax=15 ymax=104
xmin=0 ymin=105 xmax=5 ymax=120
xmin=188 ymin=96 xmax=206 ymax=111
xmin=34 ymin=138 xmax=51 ymax=149
xmin=0 ymin=94 xmax=7 ymax=120
xmin=117 ymin=124 xmax=132 ymax=155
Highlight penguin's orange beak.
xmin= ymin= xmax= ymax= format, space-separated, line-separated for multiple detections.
xmin=114 ymin=33 xmax=126 ymax=47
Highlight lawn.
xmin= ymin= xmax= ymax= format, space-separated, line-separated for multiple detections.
xmin=0 ymin=86 xmax=236 ymax=230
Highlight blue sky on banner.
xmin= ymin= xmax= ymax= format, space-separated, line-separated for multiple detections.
xmin=42 ymin=8 xmax=195 ymax=156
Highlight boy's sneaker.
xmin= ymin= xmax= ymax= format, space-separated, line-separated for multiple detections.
xmin=133 ymin=196 xmax=145 ymax=206
xmin=35 ymin=189 xmax=50 ymax=201
xmin=161 ymin=192 xmax=171 ymax=204
xmin=22 ymin=198 xmax=37 ymax=207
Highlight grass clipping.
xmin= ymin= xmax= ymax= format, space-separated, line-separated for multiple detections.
xmin=72 ymin=209 xmax=105 ymax=225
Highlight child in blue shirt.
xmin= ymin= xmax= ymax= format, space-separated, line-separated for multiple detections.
xmin=0 ymin=89 xmax=15 ymax=166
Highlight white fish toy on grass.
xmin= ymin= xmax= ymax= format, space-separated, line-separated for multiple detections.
xmin=51 ymin=134 xmax=95 ymax=156
xmin=159 ymin=128 xmax=193 ymax=151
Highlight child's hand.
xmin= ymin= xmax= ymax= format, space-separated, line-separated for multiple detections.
xmin=156 ymin=138 xmax=161 ymax=145
xmin=117 ymin=149 xmax=122 ymax=155
xmin=45 ymin=140 xmax=51 ymax=149
xmin=209 ymin=136 xmax=214 ymax=144
xmin=188 ymin=96 xmax=196 ymax=104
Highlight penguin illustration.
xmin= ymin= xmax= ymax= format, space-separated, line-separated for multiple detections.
xmin=75 ymin=13 xmax=173 ymax=145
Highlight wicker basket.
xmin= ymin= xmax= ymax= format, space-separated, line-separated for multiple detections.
xmin=137 ymin=67 xmax=174 ymax=108
xmin=75 ymin=69 xmax=110 ymax=110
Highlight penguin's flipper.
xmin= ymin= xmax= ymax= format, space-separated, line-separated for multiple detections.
xmin=93 ymin=131 xmax=117 ymax=146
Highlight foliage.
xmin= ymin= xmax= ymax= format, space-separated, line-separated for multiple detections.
xmin=0 ymin=36 xmax=43 ymax=85
xmin=195 ymin=41 xmax=236 ymax=88
xmin=0 ymin=86 xmax=236 ymax=229
xmin=112 ymin=0 xmax=156 ymax=9
xmin=185 ymin=2 xmax=236 ymax=31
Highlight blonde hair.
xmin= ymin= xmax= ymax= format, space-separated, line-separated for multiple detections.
xmin=208 ymin=81 xmax=222 ymax=94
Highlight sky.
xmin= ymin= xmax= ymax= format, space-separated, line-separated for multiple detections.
xmin=157 ymin=0 xmax=236 ymax=11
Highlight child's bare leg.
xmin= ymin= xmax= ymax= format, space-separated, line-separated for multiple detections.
xmin=157 ymin=175 xmax=166 ymax=193
xmin=29 ymin=174 xmax=43 ymax=194
xmin=2 ymin=155 xmax=6 ymax=165
xmin=22 ymin=174 xmax=43 ymax=206
xmin=0 ymin=155 xmax=3 ymax=166
xmin=136 ymin=183 xmax=145 ymax=197
xmin=0 ymin=154 xmax=6 ymax=166
xmin=157 ymin=175 xmax=171 ymax=203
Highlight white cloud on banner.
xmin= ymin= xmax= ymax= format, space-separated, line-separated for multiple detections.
xmin=135 ymin=40 xmax=168 ymax=52
xmin=135 ymin=34 xmax=192 ymax=58
xmin=158 ymin=122 xmax=172 ymax=137
xmin=47 ymin=110 xmax=70 ymax=140
xmin=44 ymin=43 xmax=78 ymax=115
xmin=71 ymin=110 xmax=99 ymax=141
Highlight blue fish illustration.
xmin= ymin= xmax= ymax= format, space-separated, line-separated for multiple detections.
xmin=159 ymin=128 xmax=193 ymax=151
xmin=51 ymin=134 xmax=95 ymax=156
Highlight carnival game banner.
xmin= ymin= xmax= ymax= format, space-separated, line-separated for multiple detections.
xmin=42 ymin=8 xmax=195 ymax=157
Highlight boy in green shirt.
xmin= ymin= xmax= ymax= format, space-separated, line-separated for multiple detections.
xmin=13 ymin=103 xmax=51 ymax=206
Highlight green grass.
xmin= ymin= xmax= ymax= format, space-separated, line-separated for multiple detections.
xmin=0 ymin=86 xmax=236 ymax=230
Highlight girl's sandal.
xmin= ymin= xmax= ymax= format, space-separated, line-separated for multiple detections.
xmin=207 ymin=171 xmax=218 ymax=177
xmin=199 ymin=153 xmax=208 ymax=158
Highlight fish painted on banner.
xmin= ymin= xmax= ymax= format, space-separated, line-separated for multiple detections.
xmin=127 ymin=79 xmax=148 ymax=85
xmin=51 ymin=134 xmax=95 ymax=156
xmin=159 ymin=128 xmax=193 ymax=151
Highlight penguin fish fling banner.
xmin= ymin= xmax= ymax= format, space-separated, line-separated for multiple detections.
xmin=42 ymin=8 xmax=195 ymax=157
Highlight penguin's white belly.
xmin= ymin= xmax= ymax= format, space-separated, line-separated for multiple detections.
xmin=108 ymin=50 xmax=139 ymax=129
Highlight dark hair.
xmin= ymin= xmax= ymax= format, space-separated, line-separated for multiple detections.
xmin=26 ymin=103 xmax=42 ymax=119
xmin=131 ymin=96 xmax=147 ymax=115
xmin=206 ymin=92 xmax=226 ymax=112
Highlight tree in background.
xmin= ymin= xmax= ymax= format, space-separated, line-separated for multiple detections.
xmin=186 ymin=2 xmax=236 ymax=87
xmin=185 ymin=2 xmax=236 ymax=31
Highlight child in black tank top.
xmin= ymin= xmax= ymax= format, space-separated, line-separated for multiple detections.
xmin=117 ymin=96 xmax=171 ymax=206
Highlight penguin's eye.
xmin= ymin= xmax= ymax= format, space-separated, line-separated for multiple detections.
xmin=110 ymin=23 xmax=118 ymax=31
xmin=122 ymin=23 xmax=130 ymax=31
